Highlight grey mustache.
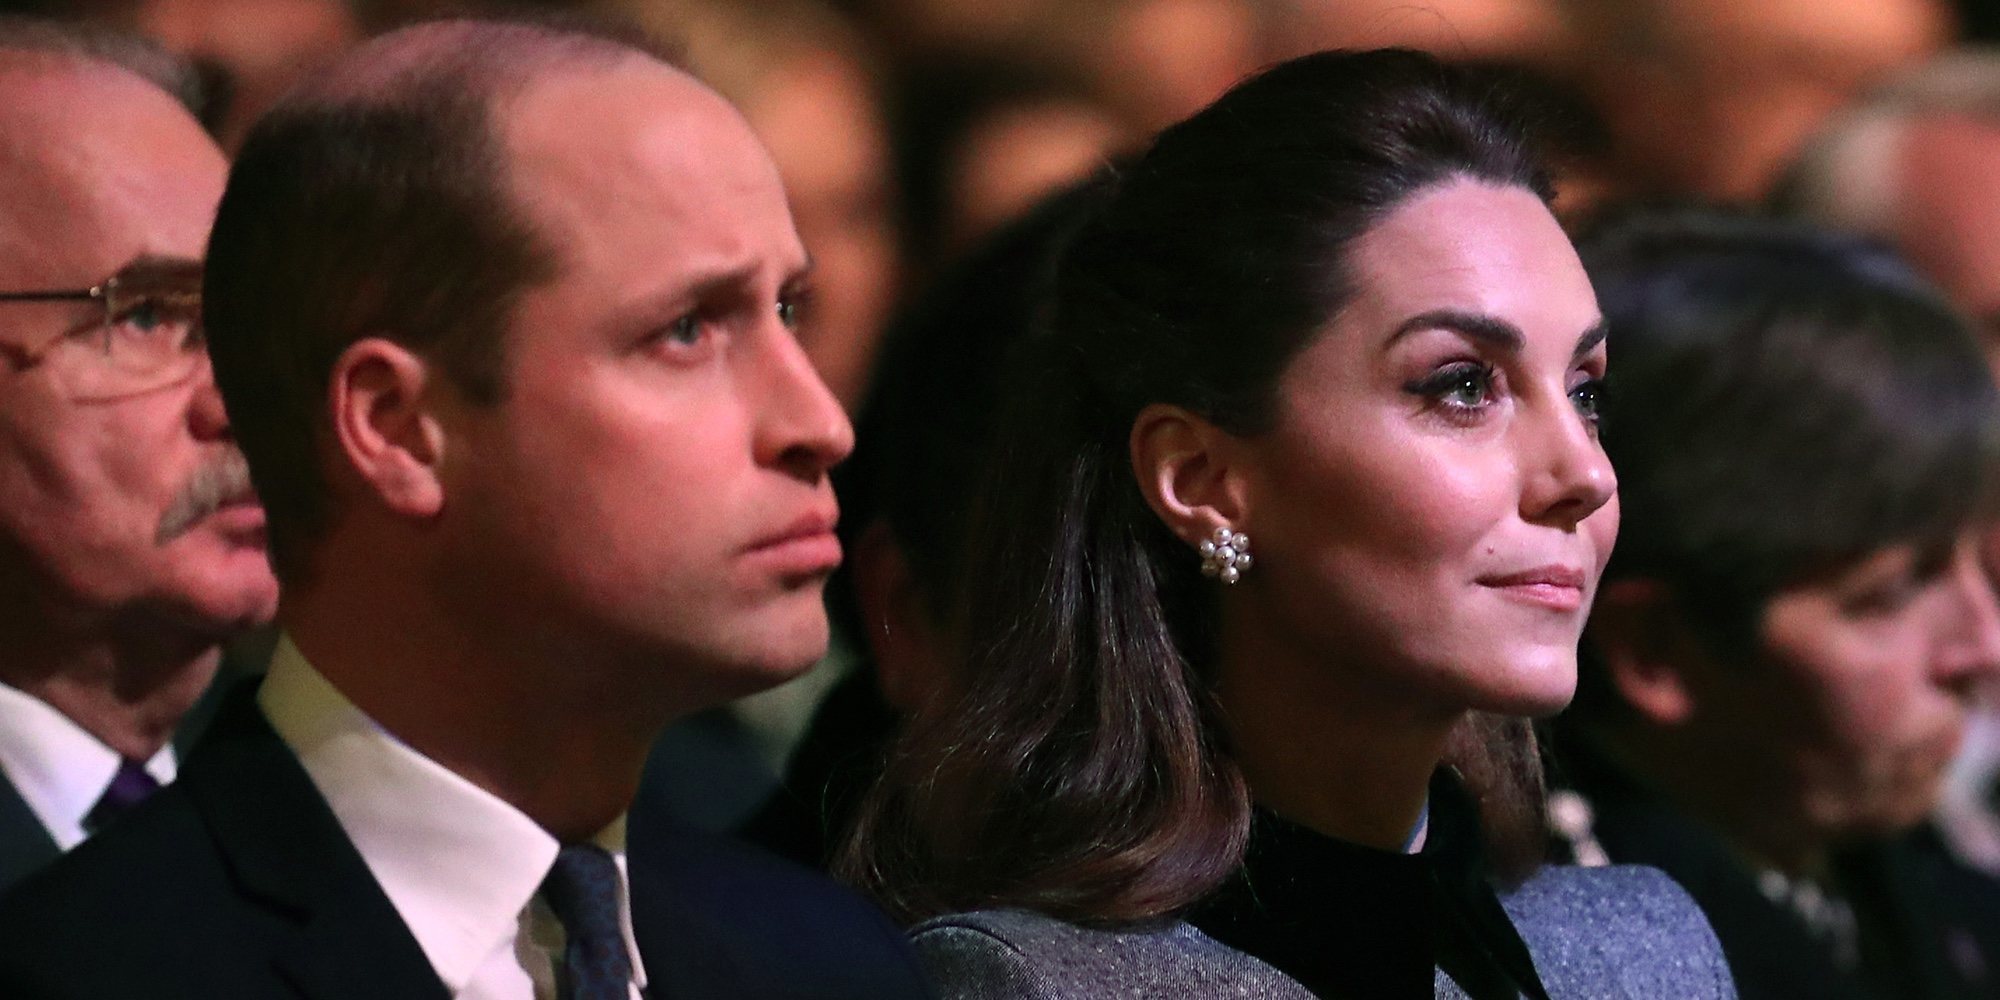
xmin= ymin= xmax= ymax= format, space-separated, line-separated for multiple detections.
xmin=156 ymin=450 xmax=257 ymax=544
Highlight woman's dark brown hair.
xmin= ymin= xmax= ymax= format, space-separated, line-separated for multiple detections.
xmin=842 ymin=48 xmax=1561 ymax=925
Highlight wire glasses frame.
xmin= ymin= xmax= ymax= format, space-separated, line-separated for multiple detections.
xmin=0 ymin=257 xmax=207 ymax=399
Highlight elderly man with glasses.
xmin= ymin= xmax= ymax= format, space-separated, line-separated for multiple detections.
xmin=0 ymin=19 xmax=277 ymax=893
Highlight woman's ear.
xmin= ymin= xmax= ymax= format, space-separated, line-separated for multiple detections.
xmin=328 ymin=337 xmax=448 ymax=520
xmin=1130 ymin=402 xmax=1248 ymax=545
xmin=1587 ymin=577 xmax=1700 ymax=727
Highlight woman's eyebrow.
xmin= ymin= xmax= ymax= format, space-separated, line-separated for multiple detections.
xmin=1388 ymin=309 xmax=1523 ymax=352
xmin=1574 ymin=319 xmax=1609 ymax=360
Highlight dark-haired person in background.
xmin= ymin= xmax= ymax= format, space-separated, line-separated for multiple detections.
xmin=740 ymin=177 xmax=1109 ymax=869
xmin=1554 ymin=212 xmax=2000 ymax=1000
xmin=0 ymin=19 xmax=276 ymax=894
xmin=844 ymin=48 xmax=1732 ymax=998
xmin=0 ymin=17 xmax=931 ymax=1000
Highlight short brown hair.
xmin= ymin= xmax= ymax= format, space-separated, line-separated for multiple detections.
xmin=203 ymin=17 xmax=672 ymax=581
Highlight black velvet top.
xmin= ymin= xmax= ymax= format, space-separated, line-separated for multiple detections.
xmin=1187 ymin=771 xmax=1551 ymax=999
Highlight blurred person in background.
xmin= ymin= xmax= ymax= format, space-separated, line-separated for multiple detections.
xmin=1266 ymin=0 xmax=1569 ymax=65
xmin=0 ymin=18 xmax=276 ymax=894
xmin=1556 ymin=211 xmax=2000 ymax=1000
xmin=890 ymin=58 xmax=1128 ymax=266
xmin=1777 ymin=51 xmax=2000 ymax=367
xmin=740 ymin=178 xmax=1107 ymax=869
xmin=1560 ymin=0 xmax=1951 ymax=201
xmin=1776 ymin=49 xmax=2000 ymax=882
xmin=1037 ymin=0 xmax=1265 ymax=134
xmin=10 ymin=0 xmax=360 ymax=152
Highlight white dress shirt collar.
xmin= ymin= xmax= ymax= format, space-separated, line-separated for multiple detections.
xmin=0 ymin=681 xmax=175 ymax=851
xmin=259 ymin=635 xmax=646 ymax=999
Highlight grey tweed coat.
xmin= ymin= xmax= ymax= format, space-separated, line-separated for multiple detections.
xmin=911 ymin=864 xmax=1736 ymax=999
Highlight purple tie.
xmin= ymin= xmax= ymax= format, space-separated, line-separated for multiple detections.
xmin=540 ymin=844 xmax=634 ymax=1000
xmin=83 ymin=758 xmax=160 ymax=834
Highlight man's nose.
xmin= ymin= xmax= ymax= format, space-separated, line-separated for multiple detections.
xmin=186 ymin=356 xmax=233 ymax=442
xmin=751 ymin=321 xmax=855 ymax=480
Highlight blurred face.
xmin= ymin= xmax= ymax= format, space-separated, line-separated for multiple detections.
xmin=442 ymin=63 xmax=853 ymax=702
xmin=1897 ymin=117 xmax=2000 ymax=357
xmin=739 ymin=51 xmax=898 ymax=409
xmin=1735 ymin=538 xmax=2000 ymax=839
xmin=0 ymin=67 xmax=275 ymax=634
xmin=1232 ymin=180 xmax=1617 ymax=717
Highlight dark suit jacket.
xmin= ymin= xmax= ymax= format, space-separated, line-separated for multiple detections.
xmin=0 ymin=630 xmax=273 ymax=896
xmin=0 ymin=686 xmax=934 ymax=1000
xmin=1553 ymin=738 xmax=2000 ymax=1000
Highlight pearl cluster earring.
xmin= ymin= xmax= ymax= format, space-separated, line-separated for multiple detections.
xmin=1198 ymin=526 xmax=1252 ymax=585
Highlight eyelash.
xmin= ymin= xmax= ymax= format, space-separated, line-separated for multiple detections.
xmin=1404 ymin=361 xmax=1608 ymax=428
xmin=654 ymin=293 xmax=807 ymax=351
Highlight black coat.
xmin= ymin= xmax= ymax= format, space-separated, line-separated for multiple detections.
xmin=0 ymin=687 xmax=934 ymax=1000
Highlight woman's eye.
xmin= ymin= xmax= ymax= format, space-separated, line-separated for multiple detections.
xmin=1408 ymin=362 xmax=1495 ymax=412
xmin=1570 ymin=377 xmax=1607 ymax=424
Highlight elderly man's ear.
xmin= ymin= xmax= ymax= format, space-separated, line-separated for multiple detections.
xmin=328 ymin=337 xmax=449 ymax=519
xmin=1586 ymin=578 xmax=1713 ymax=727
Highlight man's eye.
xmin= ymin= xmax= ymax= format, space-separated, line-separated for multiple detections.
xmin=663 ymin=314 xmax=704 ymax=346
xmin=114 ymin=299 xmax=169 ymax=333
xmin=776 ymin=297 xmax=800 ymax=330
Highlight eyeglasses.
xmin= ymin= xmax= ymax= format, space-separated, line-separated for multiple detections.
xmin=0 ymin=257 xmax=207 ymax=400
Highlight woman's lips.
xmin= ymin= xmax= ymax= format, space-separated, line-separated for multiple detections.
xmin=1478 ymin=565 xmax=1587 ymax=612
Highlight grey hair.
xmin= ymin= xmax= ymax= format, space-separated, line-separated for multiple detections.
xmin=1774 ymin=48 xmax=2000 ymax=233
xmin=0 ymin=15 xmax=202 ymax=115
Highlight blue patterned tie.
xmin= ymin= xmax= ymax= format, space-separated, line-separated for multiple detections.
xmin=83 ymin=758 xmax=160 ymax=834
xmin=540 ymin=844 xmax=634 ymax=1000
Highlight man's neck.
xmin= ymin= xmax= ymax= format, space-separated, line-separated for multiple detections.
xmin=0 ymin=621 xmax=223 ymax=761
xmin=283 ymin=594 xmax=672 ymax=844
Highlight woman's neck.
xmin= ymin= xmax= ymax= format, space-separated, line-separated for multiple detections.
xmin=1216 ymin=609 xmax=1459 ymax=851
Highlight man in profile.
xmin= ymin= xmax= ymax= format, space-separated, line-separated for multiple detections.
xmin=0 ymin=19 xmax=277 ymax=893
xmin=0 ymin=17 xmax=931 ymax=1000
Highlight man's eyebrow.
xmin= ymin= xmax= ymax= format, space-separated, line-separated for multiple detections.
xmin=1388 ymin=309 xmax=1524 ymax=352
xmin=113 ymin=254 xmax=204 ymax=282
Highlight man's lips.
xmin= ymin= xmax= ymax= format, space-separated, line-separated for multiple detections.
xmin=745 ymin=509 xmax=842 ymax=576
xmin=1478 ymin=564 xmax=1587 ymax=612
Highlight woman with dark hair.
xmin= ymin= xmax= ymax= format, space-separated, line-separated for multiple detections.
xmin=1553 ymin=212 xmax=2000 ymax=1000
xmin=842 ymin=49 xmax=1733 ymax=998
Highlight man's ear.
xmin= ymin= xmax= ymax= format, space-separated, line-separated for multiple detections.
xmin=850 ymin=522 xmax=948 ymax=714
xmin=328 ymin=337 xmax=447 ymax=520
xmin=1587 ymin=577 xmax=1703 ymax=727
xmin=1130 ymin=403 xmax=1248 ymax=546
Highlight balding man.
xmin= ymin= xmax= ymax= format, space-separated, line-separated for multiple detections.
xmin=0 ymin=19 xmax=277 ymax=894
xmin=0 ymin=18 xmax=930 ymax=1000
xmin=1777 ymin=52 xmax=2000 ymax=360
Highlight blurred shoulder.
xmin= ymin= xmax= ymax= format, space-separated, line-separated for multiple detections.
xmin=911 ymin=909 xmax=1314 ymax=1000
xmin=1504 ymin=863 xmax=1736 ymax=999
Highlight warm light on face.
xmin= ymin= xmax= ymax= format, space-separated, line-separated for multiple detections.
xmin=1229 ymin=179 xmax=1617 ymax=719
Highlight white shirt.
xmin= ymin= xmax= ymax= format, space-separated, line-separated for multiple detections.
xmin=259 ymin=636 xmax=648 ymax=1000
xmin=0 ymin=681 xmax=175 ymax=851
